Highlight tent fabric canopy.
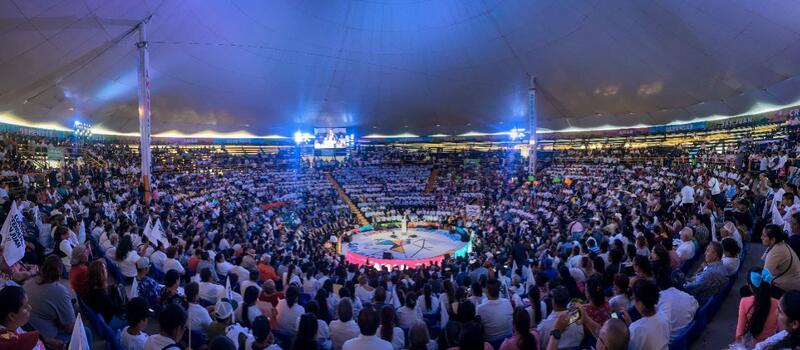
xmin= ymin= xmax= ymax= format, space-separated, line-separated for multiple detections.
xmin=2 ymin=0 xmax=800 ymax=137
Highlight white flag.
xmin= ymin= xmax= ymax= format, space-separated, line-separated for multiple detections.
xmin=225 ymin=276 xmax=233 ymax=301
xmin=129 ymin=277 xmax=139 ymax=299
xmin=1 ymin=202 xmax=26 ymax=266
xmin=78 ymin=220 xmax=86 ymax=244
xmin=143 ymin=218 xmax=153 ymax=238
xmin=151 ymin=219 xmax=170 ymax=248
xmin=68 ymin=314 xmax=89 ymax=350
xmin=146 ymin=218 xmax=164 ymax=247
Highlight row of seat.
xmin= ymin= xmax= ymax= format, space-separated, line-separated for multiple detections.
xmin=669 ymin=242 xmax=749 ymax=350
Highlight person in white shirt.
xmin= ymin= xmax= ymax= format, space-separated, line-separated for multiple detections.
xmin=655 ymin=273 xmax=698 ymax=341
xmin=303 ymin=273 xmax=320 ymax=296
xmin=721 ymin=237 xmax=741 ymax=276
xmin=415 ymin=284 xmax=439 ymax=315
xmin=240 ymin=270 xmax=262 ymax=296
xmin=708 ymin=175 xmax=723 ymax=205
xmin=476 ymin=279 xmax=514 ymax=343
xmin=143 ymin=304 xmax=187 ymax=350
xmin=330 ymin=298 xmax=360 ymax=350
xmin=236 ymin=286 xmax=263 ymax=327
xmin=55 ymin=228 xmax=74 ymax=269
xmin=773 ymin=192 xmax=800 ymax=231
xmin=121 ymin=297 xmax=149 ymax=350
xmin=185 ymin=283 xmax=213 ymax=332
xmin=676 ymin=228 xmax=696 ymax=263
xmin=355 ymin=276 xmax=375 ymax=304
xmin=342 ymin=306 xmax=393 ymax=350
xmin=251 ymin=315 xmax=283 ymax=350
xmin=149 ymin=248 xmax=167 ymax=271
xmin=376 ymin=305 xmax=405 ymax=350
xmin=216 ymin=253 xmax=235 ymax=277
xmin=116 ymin=235 xmax=141 ymax=279
xmin=396 ymin=294 xmax=423 ymax=329
xmin=767 ymin=183 xmax=786 ymax=219
xmin=229 ymin=264 xmax=250 ymax=287
xmin=275 ymin=286 xmax=305 ymax=337
xmin=628 ymin=278 xmax=670 ymax=350
xmin=198 ymin=268 xmax=225 ymax=303
xmin=680 ymin=182 xmax=695 ymax=208
xmin=304 ymin=301 xmax=333 ymax=349
xmin=538 ymin=286 xmax=584 ymax=350
xmin=162 ymin=247 xmax=185 ymax=275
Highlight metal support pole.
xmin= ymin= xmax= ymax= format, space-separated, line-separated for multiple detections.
xmin=528 ymin=77 xmax=537 ymax=176
xmin=136 ymin=20 xmax=152 ymax=203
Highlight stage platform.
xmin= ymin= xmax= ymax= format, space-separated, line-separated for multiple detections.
xmin=343 ymin=225 xmax=471 ymax=269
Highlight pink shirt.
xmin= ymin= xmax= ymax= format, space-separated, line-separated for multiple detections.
xmin=736 ymin=296 xmax=779 ymax=343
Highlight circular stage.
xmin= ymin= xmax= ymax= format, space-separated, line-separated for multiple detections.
xmin=343 ymin=226 xmax=472 ymax=269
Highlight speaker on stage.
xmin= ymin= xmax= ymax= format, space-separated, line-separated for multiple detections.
xmin=382 ymin=252 xmax=393 ymax=259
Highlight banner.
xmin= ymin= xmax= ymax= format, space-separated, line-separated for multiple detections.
xmin=46 ymin=147 xmax=65 ymax=161
xmin=1 ymin=202 xmax=26 ymax=266
xmin=465 ymin=205 xmax=481 ymax=216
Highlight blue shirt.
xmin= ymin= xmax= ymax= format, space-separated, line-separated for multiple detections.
xmin=684 ymin=261 xmax=728 ymax=305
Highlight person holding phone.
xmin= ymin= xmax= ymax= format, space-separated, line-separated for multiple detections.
xmin=547 ymin=309 xmax=630 ymax=350
xmin=537 ymin=286 xmax=584 ymax=350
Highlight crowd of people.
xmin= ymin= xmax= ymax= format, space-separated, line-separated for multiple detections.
xmin=0 ymin=119 xmax=799 ymax=350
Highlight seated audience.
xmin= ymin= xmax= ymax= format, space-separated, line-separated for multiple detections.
xmin=736 ymin=267 xmax=779 ymax=345
xmin=121 ymin=297 xmax=150 ymax=350
xmin=342 ymin=306 xmax=392 ymax=350
xmin=684 ymin=242 xmax=729 ymax=305
xmin=330 ymin=298 xmax=359 ymax=350
xmin=476 ymin=279 xmax=514 ymax=343
xmin=628 ymin=278 xmax=670 ymax=350
xmin=499 ymin=306 xmax=539 ymax=350
xmin=143 ymin=303 xmax=187 ymax=350
xmin=377 ymin=305 xmax=404 ymax=350
xmin=762 ymin=224 xmax=800 ymax=294
xmin=0 ymin=285 xmax=46 ymax=350
xmin=537 ymin=286 xmax=583 ymax=350
xmin=23 ymin=255 xmax=76 ymax=347
xmin=753 ymin=290 xmax=800 ymax=350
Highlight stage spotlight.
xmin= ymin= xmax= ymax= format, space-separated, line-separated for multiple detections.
xmin=509 ymin=128 xmax=524 ymax=141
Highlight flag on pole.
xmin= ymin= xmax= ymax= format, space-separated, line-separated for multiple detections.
xmin=525 ymin=264 xmax=535 ymax=290
xmin=128 ymin=277 xmax=139 ymax=299
xmin=148 ymin=218 xmax=170 ymax=248
xmin=225 ymin=276 xmax=233 ymax=301
xmin=1 ymin=202 xmax=26 ymax=266
xmin=68 ymin=314 xmax=89 ymax=350
xmin=78 ymin=219 xmax=86 ymax=244
xmin=142 ymin=217 xmax=152 ymax=237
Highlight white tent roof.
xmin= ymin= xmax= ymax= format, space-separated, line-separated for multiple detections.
xmin=2 ymin=0 xmax=800 ymax=137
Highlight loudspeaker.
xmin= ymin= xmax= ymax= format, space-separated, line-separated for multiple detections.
xmin=382 ymin=252 xmax=393 ymax=259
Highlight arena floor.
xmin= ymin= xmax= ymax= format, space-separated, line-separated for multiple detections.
xmin=343 ymin=227 xmax=470 ymax=268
